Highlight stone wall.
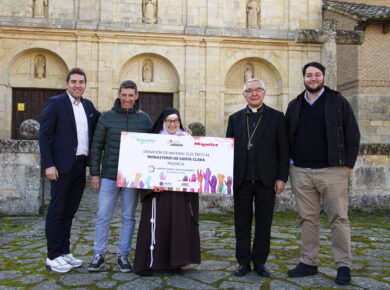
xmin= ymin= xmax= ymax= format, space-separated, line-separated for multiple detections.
xmin=323 ymin=9 xmax=390 ymax=144
xmin=0 ymin=139 xmax=41 ymax=215
xmin=200 ymin=144 xmax=390 ymax=213
xmin=1 ymin=140 xmax=389 ymax=215
xmin=0 ymin=0 xmax=324 ymax=139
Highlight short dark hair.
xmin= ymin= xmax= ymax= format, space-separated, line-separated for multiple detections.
xmin=66 ymin=67 xmax=87 ymax=83
xmin=302 ymin=62 xmax=326 ymax=76
xmin=118 ymin=80 xmax=138 ymax=94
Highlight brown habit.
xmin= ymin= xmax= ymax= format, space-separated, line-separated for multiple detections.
xmin=133 ymin=190 xmax=201 ymax=273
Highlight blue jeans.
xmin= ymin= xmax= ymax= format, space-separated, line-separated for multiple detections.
xmin=94 ymin=178 xmax=139 ymax=257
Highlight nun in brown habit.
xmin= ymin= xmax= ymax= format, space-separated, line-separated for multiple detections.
xmin=133 ymin=108 xmax=200 ymax=276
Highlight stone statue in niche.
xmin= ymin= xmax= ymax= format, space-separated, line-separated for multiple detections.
xmin=142 ymin=59 xmax=153 ymax=82
xmin=142 ymin=0 xmax=157 ymax=24
xmin=34 ymin=54 xmax=46 ymax=79
xmin=247 ymin=0 xmax=260 ymax=29
xmin=33 ymin=0 xmax=48 ymax=17
xmin=244 ymin=64 xmax=254 ymax=83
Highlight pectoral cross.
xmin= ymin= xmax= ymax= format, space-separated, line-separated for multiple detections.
xmin=247 ymin=141 xmax=253 ymax=150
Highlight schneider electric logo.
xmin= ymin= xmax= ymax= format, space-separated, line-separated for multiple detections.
xmin=136 ymin=137 xmax=155 ymax=145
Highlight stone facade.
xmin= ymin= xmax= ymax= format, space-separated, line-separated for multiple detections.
xmin=323 ymin=2 xmax=390 ymax=143
xmin=0 ymin=139 xmax=41 ymax=215
xmin=0 ymin=0 xmax=324 ymax=138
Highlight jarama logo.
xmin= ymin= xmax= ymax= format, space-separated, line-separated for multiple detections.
xmin=136 ymin=137 xmax=156 ymax=145
xmin=167 ymin=139 xmax=183 ymax=147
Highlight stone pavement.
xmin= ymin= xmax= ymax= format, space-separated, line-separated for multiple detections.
xmin=0 ymin=185 xmax=390 ymax=289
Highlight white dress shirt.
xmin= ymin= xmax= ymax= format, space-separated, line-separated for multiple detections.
xmin=67 ymin=91 xmax=89 ymax=156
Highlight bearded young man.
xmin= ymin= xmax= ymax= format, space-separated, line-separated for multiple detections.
xmin=285 ymin=62 xmax=360 ymax=285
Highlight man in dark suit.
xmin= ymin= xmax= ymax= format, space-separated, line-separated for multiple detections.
xmin=226 ymin=78 xmax=289 ymax=277
xmin=39 ymin=67 xmax=100 ymax=273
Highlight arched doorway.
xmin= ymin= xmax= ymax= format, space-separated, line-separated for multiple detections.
xmin=119 ymin=54 xmax=180 ymax=122
xmin=224 ymin=57 xmax=283 ymax=130
xmin=8 ymin=50 xmax=68 ymax=139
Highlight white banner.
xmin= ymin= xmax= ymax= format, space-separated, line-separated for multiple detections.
xmin=116 ymin=132 xmax=234 ymax=195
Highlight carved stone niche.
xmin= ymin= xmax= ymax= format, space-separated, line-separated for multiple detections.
xmin=142 ymin=0 xmax=158 ymax=24
xmin=246 ymin=0 xmax=260 ymax=29
xmin=244 ymin=63 xmax=254 ymax=84
xmin=142 ymin=59 xmax=154 ymax=82
xmin=33 ymin=0 xmax=48 ymax=18
xmin=34 ymin=54 xmax=46 ymax=79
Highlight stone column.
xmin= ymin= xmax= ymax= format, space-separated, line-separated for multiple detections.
xmin=322 ymin=20 xmax=337 ymax=90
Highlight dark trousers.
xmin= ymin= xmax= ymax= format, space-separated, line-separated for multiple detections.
xmin=45 ymin=158 xmax=86 ymax=259
xmin=234 ymin=180 xmax=276 ymax=266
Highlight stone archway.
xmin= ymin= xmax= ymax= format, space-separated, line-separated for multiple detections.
xmin=8 ymin=50 xmax=68 ymax=138
xmin=224 ymin=57 xmax=283 ymax=129
xmin=119 ymin=54 xmax=180 ymax=122
xmin=9 ymin=50 xmax=68 ymax=89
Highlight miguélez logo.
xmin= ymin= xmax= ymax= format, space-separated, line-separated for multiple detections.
xmin=136 ymin=137 xmax=156 ymax=145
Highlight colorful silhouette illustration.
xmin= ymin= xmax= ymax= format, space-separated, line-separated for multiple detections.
xmin=197 ymin=169 xmax=203 ymax=193
xmin=135 ymin=173 xmax=142 ymax=188
xmin=190 ymin=174 xmax=197 ymax=182
xmin=221 ymin=183 xmax=227 ymax=194
xmin=217 ymin=174 xmax=225 ymax=193
xmin=203 ymin=168 xmax=211 ymax=193
xmin=210 ymin=175 xmax=217 ymax=194
xmin=121 ymin=176 xmax=129 ymax=187
xmin=145 ymin=176 xmax=152 ymax=188
xmin=225 ymin=176 xmax=233 ymax=194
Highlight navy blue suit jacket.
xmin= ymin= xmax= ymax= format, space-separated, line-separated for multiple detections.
xmin=39 ymin=92 xmax=100 ymax=174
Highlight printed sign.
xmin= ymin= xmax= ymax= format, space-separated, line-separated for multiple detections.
xmin=117 ymin=132 xmax=234 ymax=194
xmin=17 ymin=103 xmax=25 ymax=111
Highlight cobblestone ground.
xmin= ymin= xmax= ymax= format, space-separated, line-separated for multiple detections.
xmin=1 ymin=185 xmax=390 ymax=289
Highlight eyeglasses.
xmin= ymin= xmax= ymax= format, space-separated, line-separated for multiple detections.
xmin=165 ymin=119 xmax=179 ymax=125
xmin=245 ymin=87 xmax=264 ymax=94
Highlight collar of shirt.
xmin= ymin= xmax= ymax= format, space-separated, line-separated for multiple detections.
xmin=304 ymin=87 xmax=325 ymax=105
xmin=67 ymin=91 xmax=83 ymax=105
xmin=246 ymin=104 xmax=264 ymax=114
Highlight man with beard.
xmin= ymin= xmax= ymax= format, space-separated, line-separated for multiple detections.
xmin=285 ymin=62 xmax=360 ymax=285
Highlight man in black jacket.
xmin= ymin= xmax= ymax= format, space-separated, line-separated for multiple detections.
xmin=226 ymin=79 xmax=289 ymax=277
xmin=285 ymin=62 xmax=360 ymax=285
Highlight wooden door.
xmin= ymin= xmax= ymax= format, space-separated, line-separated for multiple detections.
xmin=12 ymin=88 xmax=64 ymax=139
xmin=138 ymin=92 xmax=173 ymax=123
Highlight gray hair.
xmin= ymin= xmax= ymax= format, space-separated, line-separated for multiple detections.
xmin=118 ymin=80 xmax=138 ymax=94
xmin=243 ymin=78 xmax=266 ymax=92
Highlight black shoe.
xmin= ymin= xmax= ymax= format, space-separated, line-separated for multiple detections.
xmin=88 ymin=254 xmax=105 ymax=272
xmin=287 ymin=262 xmax=318 ymax=277
xmin=137 ymin=270 xmax=152 ymax=276
xmin=169 ymin=267 xmax=183 ymax=274
xmin=254 ymin=264 xmax=270 ymax=277
xmin=234 ymin=264 xmax=251 ymax=276
xmin=336 ymin=266 xmax=351 ymax=285
xmin=117 ymin=255 xmax=132 ymax=273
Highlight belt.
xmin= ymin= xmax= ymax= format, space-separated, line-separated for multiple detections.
xmin=75 ymin=155 xmax=88 ymax=160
